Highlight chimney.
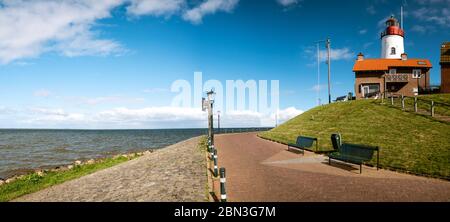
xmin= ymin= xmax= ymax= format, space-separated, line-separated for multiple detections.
xmin=401 ymin=53 xmax=408 ymax=61
xmin=357 ymin=52 xmax=364 ymax=61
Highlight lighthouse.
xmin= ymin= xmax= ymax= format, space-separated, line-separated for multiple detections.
xmin=381 ymin=16 xmax=405 ymax=59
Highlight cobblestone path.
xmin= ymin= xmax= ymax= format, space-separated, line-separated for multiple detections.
xmin=13 ymin=137 xmax=206 ymax=202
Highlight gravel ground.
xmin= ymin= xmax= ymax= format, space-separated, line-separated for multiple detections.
xmin=13 ymin=136 xmax=206 ymax=202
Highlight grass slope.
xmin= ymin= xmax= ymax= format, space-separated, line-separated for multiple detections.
xmin=260 ymin=99 xmax=450 ymax=179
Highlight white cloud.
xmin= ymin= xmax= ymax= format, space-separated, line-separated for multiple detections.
xmin=310 ymin=84 xmax=327 ymax=92
xmin=410 ymin=24 xmax=437 ymax=33
xmin=142 ymin=88 xmax=170 ymax=93
xmin=97 ymin=106 xmax=205 ymax=123
xmin=359 ymin=29 xmax=368 ymax=35
xmin=0 ymin=106 xmax=15 ymax=115
xmin=366 ymin=5 xmax=376 ymax=15
xmin=82 ymin=96 xmax=145 ymax=106
xmin=126 ymin=0 xmax=185 ymax=17
xmin=322 ymin=48 xmax=353 ymax=61
xmin=305 ymin=47 xmax=354 ymax=62
xmin=276 ymin=107 xmax=303 ymax=123
xmin=182 ymin=0 xmax=239 ymax=24
xmin=1 ymin=105 xmax=304 ymax=129
xmin=363 ymin=42 xmax=374 ymax=49
xmin=0 ymin=0 xmax=124 ymax=64
xmin=0 ymin=0 xmax=246 ymax=64
xmin=28 ymin=108 xmax=68 ymax=117
xmin=412 ymin=6 xmax=450 ymax=27
xmin=276 ymin=0 xmax=300 ymax=6
xmin=33 ymin=89 xmax=51 ymax=97
xmin=61 ymin=96 xmax=146 ymax=106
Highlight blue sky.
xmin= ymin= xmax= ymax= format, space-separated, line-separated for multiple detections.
xmin=0 ymin=0 xmax=449 ymax=129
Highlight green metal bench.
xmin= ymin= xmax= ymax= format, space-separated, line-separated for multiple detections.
xmin=287 ymin=136 xmax=318 ymax=155
xmin=328 ymin=143 xmax=379 ymax=174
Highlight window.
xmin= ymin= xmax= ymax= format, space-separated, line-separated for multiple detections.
xmin=418 ymin=61 xmax=426 ymax=65
xmin=389 ymin=69 xmax=397 ymax=74
xmin=412 ymin=69 xmax=421 ymax=78
xmin=391 ymin=47 xmax=396 ymax=55
xmin=361 ymin=84 xmax=380 ymax=97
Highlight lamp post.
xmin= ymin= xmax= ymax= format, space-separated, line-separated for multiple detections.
xmin=217 ymin=110 xmax=221 ymax=134
xmin=314 ymin=38 xmax=331 ymax=105
xmin=205 ymin=90 xmax=215 ymax=145
xmin=326 ymin=38 xmax=332 ymax=104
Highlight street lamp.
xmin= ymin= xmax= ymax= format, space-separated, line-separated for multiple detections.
xmin=314 ymin=37 xmax=332 ymax=105
xmin=205 ymin=89 xmax=215 ymax=144
xmin=217 ymin=110 xmax=221 ymax=134
xmin=326 ymin=38 xmax=332 ymax=104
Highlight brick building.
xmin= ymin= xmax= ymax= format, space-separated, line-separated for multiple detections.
xmin=353 ymin=54 xmax=432 ymax=98
xmin=441 ymin=42 xmax=450 ymax=93
xmin=353 ymin=16 xmax=432 ymax=99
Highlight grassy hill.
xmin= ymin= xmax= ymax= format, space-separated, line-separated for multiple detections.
xmin=259 ymin=98 xmax=450 ymax=179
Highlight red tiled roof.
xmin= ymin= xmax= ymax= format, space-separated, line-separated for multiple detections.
xmin=353 ymin=59 xmax=432 ymax=72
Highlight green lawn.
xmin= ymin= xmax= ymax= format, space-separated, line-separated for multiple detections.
xmin=259 ymin=99 xmax=450 ymax=179
xmin=391 ymin=94 xmax=450 ymax=117
xmin=0 ymin=155 xmax=137 ymax=202
xmin=418 ymin=94 xmax=450 ymax=104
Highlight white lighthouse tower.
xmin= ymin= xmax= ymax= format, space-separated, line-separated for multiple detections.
xmin=381 ymin=16 xmax=405 ymax=59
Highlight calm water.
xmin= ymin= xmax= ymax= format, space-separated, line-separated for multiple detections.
xmin=0 ymin=129 xmax=208 ymax=179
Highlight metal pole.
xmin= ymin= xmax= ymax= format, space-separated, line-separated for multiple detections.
xmin=207 ymin=90 xmax=215 ymax=145
xmin=431 ymin=101 xmax=435 ymax=117
xmin=220 ymin=168 xmax=227 ymax=202
xmin=209 ymin=145 xmax=215 ymax=160
xmin=401 ymin=94 xmax=405 ymax=110
xmin=210 ymin=102 xmax=214 ymax=144
xmin=327 ymin=38 xmax=331 ymax=104
xmin=414 ymin=97 xmax=418 ymax=112
xmin=213 ymin=149 xmax=218 ymax=177
xmin=401 ymin=6 xmax=404 ymax=30
xmin=317 ymin=42 xmax=321 ymax=106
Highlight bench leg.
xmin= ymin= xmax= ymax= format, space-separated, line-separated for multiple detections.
xmin=360 ymin=164 xmax=362 ymax=174
xmin=377 ymin=150 xmax=380 ymax=171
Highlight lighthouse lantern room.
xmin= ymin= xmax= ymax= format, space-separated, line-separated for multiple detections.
xmin=381 ymin=16 xmax=405 ymax=59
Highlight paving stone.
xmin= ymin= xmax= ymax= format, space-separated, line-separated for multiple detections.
xmin=13 ymin=137 xmax=206 ymax=202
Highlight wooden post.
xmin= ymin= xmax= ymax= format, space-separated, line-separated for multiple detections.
xmin=414 ymin=97 xmax=418 ymax=112
xmin=391 ymin=96 xmax=394 ymax=106
xmin=401 ymin=94 xmax=405 ymax=110
xmin=431 ymin=101 xmax=435 ymax=117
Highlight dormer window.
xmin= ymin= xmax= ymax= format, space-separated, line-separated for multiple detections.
xmin=391 ymin=47 xmax=396 ymax=55
xmin=412 ymin=69 xmax=421 ymax=78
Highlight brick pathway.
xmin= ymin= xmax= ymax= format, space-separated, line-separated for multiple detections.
xmin=13 ymin=137 xmax=206 ymax=202
xmin=215 ymin=133 xmax=450 ymax=202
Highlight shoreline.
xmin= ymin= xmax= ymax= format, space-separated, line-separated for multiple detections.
xmin=0 ymin=150 xmax=154 ymax=185
xmin=6 ymin=136 xmax=206 ymax=202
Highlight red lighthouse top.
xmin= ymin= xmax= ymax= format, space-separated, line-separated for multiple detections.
xmin=381 ymin=16 xmax=404 ymax=38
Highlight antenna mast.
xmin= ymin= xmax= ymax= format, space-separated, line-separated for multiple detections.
xmin=317 ymin=42 xmax=320 ymax=106
xmin=401 ymin=6 xmax=403 ymax=30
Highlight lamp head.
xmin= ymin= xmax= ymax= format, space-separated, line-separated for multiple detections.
xmin=206 ymin=89 xmax=215 ymax=101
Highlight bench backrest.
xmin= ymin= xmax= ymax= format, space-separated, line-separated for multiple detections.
xmin=296 ymin=136 xmax=317 ymax=148
xmin=340 ymin=143 xmax=378 ymax=161
xmin=331 ymin=133 xmax=342 ymax=151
